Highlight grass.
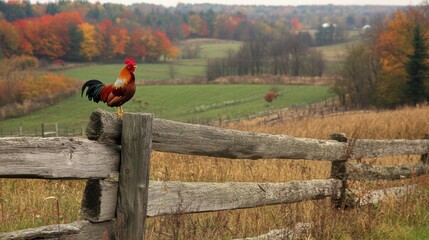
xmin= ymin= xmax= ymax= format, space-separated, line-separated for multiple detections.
xmin=58 ymin=38 xmax=356 ymax=83
xmin=2 ymin=106 xmax=429 ymax=239
xmin=199 ymin=41 xmax=242 ymax=58
xmin=60 ymin=39 xmax=242 ymax=82
xmin=180 ymin=38 xmax=242 ymax=59
xmin=0 ymin=84 xmax=333 ymax=135
xmin=57 ymin=36 xmax=357 ymax=83
xmin=314 ymin=39 xmax=362 ymax=62
xmin=59 ymin=59 xmax=207 ymax=82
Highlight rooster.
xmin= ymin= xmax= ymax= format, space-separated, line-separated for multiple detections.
xmin=81 ymin=58 xmax=137 ymax=117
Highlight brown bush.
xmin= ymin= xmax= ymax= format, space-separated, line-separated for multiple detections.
xmin=0 ymin=56 xmax=79 ymax=119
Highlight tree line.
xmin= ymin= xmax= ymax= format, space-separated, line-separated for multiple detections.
xmin=333 ymin=5 xmax=429 ymax=109
xmin=0 ymin=1 xmax=400 ymax=62
xmin=0 ymin=10 xmax=179 ymax=62
xmin=206 ymin=33 xmax=325 ymax=80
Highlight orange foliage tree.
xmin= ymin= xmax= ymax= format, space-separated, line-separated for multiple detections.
xmin=374 ymin=7 xmax=429 ymax=107
xmin=0 ymin=20 xmax=19 ymax=58
xmin=14 ymin=12 xmax=84 ymax=59
xmin=79 ymin=22 xmax=100 ymax=60
xmin=9 ymin=10 xmax=178 ymax=62
xmin=96 ymin=19 xmax=130 ymax=60
xmin=155 ymin=30 xmax=173 ymax=61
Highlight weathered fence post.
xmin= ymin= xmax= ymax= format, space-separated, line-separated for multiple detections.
xmin=55 ymin=122 xmax=59 ymax=137
xmin=421 ymin=134 xmax=429 ymax=165
xmin=116 ymin=113 xmax=153 ymax=239
xmin=41 ymin=123 xmax=45 ymax=138
xmin=330 ymin=133 xmax=348 ymax=209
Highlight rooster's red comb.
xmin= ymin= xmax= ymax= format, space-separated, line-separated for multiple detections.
xmin=124 ymin=58 xmax=136 ymax=65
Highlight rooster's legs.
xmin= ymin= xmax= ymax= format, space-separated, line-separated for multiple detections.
xmin=115 ymin=107 xmax=124 ymax=118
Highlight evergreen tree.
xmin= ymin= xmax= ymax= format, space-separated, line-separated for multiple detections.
xmin=65 ymin=24 xmax=84 ymax=61
xmin=404 ymin=25 xmax=428 ymax=106
xmin=46 ymin=3 xmax=60 ymax=15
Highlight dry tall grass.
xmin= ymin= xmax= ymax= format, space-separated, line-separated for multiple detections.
xmin=2 ymin=105 xmax=429 ymax=239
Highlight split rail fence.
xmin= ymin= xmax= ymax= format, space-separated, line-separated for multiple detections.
xmin=1 ymin=109 xmax=429 ymax=239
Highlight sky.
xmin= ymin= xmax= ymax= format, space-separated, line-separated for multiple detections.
xmin=33 ymin=0 xmax=424 ymax=7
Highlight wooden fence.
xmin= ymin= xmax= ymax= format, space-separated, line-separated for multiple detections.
xmin=205 ymin=97 xmax=353 ymax=126
xmin=0 ymin=122 xmax=86 ymax=138
xmin=1 ymin=109 xmax=429 ymax=239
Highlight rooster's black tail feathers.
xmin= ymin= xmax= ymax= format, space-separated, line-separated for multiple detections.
xmin=81 ymin=79 xmax=105 ymax=103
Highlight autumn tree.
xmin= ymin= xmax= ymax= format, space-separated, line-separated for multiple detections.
xmin=375 ymin=10 xmax=414 ymax=79
xmin=188 ymin=14 xmax=202 ymax=37
xmin=291 ymin=18 xmax=302 ymax=31
xmin=181 ymin=23 xmax=191 ymax=38
xmin=154 ymin=29 xmax=172 ymax=61
xmin=126 ymin=28 xmax=147 ymax=60
xmin=374 ymin=7 xmax=429 ymax=107
xmin=0 ymin=20 xmax=19 ymax=58
xmin=165 ymin=45 xmax=180 ymax=60
xmin=14 ymin=12 xmax=84 ymax=59
xmin=96 ymin=19 xmax=130 ymax=60
xmin=140 ymin=28 xmax=159 ymax=62
xmin=214 ymin=14 xmax=242 ymax=39
xmin=79 ymin=22 xmax=100 ymax=60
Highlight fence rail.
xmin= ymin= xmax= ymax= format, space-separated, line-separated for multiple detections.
xmin=1 ymin=109 xmax=428 ymax=239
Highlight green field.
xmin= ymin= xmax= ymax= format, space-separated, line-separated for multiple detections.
xmin=60 ymin=38 xmax=353 ymax=82
xmin=60 ymin=59 xmax=207 ymax=82
xmin=0 ymin=84 xmax=333 ymax=135
xmin=199 ymin=41 xmax=242 ymax=58
xmin=61 ymin=40 xmax=242 ymax=82
xmin=0 ymin=39 xmax=339 ymax=135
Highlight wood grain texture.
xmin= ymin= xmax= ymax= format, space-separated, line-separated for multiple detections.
xmin=347 ymin=185 xmax=417 ymax=207
xmin=0 ymin=220 xmax=114 ymax=240
xmin=86 ymin=109 xmax=122 ymax=145
xmin=116 ymin=113 xmax=153 ymax=239
xmin=350 ymin=139 xmax=429 ymax=159
xmin=0 ymin=137 xmax=119 ymax=179
xmin=346 ymin=162 xmax=429 ymax=180
xmin=147 ymin=179 xmax=342 ymax=216
xmin=151 ymin=118 xmax=346 ymax=160
xmin=81 ymin=179 xmax=118 ymax=222
xmin=86 ymin=110 xmax=429 ymax=161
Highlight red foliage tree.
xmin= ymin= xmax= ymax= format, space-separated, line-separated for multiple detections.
xmin=154 ymin=29 xmax=172 ymax=61
xmin=126 ymin=28 xmax=147 ymax=60
xmin=291 ymin=18 xmax=302 ymax=31
xmin=14 ymin=12 xmax=84 ymax=59
xmin=181 ymin=23 xmax=190 ymax=38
